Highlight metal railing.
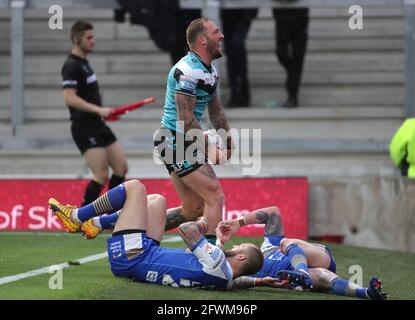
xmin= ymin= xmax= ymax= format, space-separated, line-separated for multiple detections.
xmin=3 ymin=0 xmax=413 ymax=132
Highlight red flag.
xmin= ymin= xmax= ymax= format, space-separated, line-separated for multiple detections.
xmin=105 ymin=97 xmax=156 ymax=121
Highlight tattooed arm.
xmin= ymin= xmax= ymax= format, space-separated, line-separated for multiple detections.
xmin=216 ymin=206 xmax=284 ymax=243
xmin=165 ymin=206 xmax=187 ymax=231
xmin=208 ymin=96 xmax=230 ymax=132
xmin=178 ymin=217 xmax=208 ymax=250
xmin=176 ymin=93 xmax=201 ymax=132
xmin=175 ymin=93 xmax=209 ymax=159
xmin=208 ymin=96 xmax=234 ymax=160
xmin=246 ymin=206 xmax=284 ymax=236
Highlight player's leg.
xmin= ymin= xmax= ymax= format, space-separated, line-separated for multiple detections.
xmin=145 ymin=194 xmax=167 ymax=243
xmin=106 ymin=141 xmax=128 ymax=189
xmin=112 ymin=180 xmax=148 ymax=233
xmin=279 ymin=238 xmax=313 ymax=288
xmin=107 ymin=181 xmax=155 ymax=281
xmin=282 ymin=238 xmax=332 ymax=270
xmin=309 ymin=268 xmax=387 ymax=300
xmin=179 ymin=164 xmax=224 ymax=238
xmin=82 ymin=210 xmax=120 ymax=239
xmin=165 ymin=172 xmax=204 ymax=230
xmin=82 ymin=194 xmax=166 ymax=240
xmin=49 ymin=178 xmax=127 ymax=232
xmin=82 ymin=147 xmax=110 ymax=205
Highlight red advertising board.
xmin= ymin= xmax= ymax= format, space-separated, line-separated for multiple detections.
xmin=0 ymin=178 xmax=308 ymax=239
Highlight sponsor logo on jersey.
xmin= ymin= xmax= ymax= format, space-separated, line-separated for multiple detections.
xmin=178 ymin=75 xmax=197 ymax=91
xmin=146 ymin=271 xmax=158 ymax=282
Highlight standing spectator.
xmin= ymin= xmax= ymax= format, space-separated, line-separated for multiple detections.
xmin=169 ymin=8 xmax=201 ymax=65
xmin=273 ymin=8 xmax=309 ymax=108
xmin=61 ymin=21 xmax=128 ymax=206
xmin=221 ymin=9 xmax=258 ymax=108
xmin=389 ymin=118 xmax=415 ymax=177
xmin=116 ymin=0 xmax=200 ymax=66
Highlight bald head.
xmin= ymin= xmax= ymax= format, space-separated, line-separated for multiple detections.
xmin=186 ymin=17 xmax=210 ymax=49
xmin=226 ymin=243 xmax=264 ymax=277
xmin=240 ymin=244 xmax=264 ymax=275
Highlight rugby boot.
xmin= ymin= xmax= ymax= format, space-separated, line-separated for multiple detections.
xmin=81 ymin=218 xmax=102 ymax=240
xmin=49 ymin=197 xmax=81 ymax=233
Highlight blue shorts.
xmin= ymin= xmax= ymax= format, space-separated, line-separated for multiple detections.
xmin=107 ymin=232 xmax=231 ymax=288
xmin=107 ymin=232 xmax=157 ymax=280
xmin=324 ymin=245 xmax=337 ymax=273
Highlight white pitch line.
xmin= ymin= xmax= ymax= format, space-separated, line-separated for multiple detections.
xmin=0 ymin=235 xmax=182 ymax=286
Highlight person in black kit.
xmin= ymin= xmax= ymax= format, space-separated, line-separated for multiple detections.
xmin=168 ymin=8 xmax=201 ymax=65
xmin=273 ymin=8 xmax=309 ymax=108
xmin=221 ymin=9 xmax=258 ymax=108
xmin=61 ymin=21 xmax=128 ymax=206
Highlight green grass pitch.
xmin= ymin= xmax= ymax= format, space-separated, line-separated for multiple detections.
xmin=0 ymin=231 xmax=414 ymax=300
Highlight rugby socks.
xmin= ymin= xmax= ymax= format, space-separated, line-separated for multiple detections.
xmin=206 ymin=234 xmax=217 ymax=246
xmin=92 ymin=210 xmax=120 ymax=230
xmin=74 ymin=183 xmax=126 ymax=223
xmin=109 ymin=174 xmax=125 ymax=190
xmin=329 ymin=277 xmax=368 ymax=299
xmin=285 ymin=244 xmax=309 ymax=275
xmin=82 ymin=180 xmax=104 ymax=206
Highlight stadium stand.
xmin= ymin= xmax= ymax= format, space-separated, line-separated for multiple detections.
xmin=0 ymin=4 xmax=404 ymax=177
xmin=0 ymin=1 xmax=413 ymax=252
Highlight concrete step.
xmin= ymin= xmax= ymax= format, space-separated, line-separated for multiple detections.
xmin=0 ymin=36 xmax=405 ymax=54
xmin=0 ymin=107 xmax=403 ymax=142
xmin=0 ymin=71 xmax=404 ymax=90
xmin=2 ymin=118 xmax=401 ymax=141
xmin=0 ymin=82 xmax=405 ymax=113
xmin=7 ymin=6 xmax=402 ymax=20
xmin=264 ymin=7 xmax=404 ymax=18
xmin=0 ymin=51 xmax=405 ymax=76
xmin=0 ymin=147 xmax=397 ymax=178
xmin=0 ymin=21 xmax=405 ymax=43
xmin=0 ymin=83 xmax=405 ymax=111
xmin=250 ymin=16 xmax=404 ymax=39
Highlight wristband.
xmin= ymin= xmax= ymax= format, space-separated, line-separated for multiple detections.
xmin=238 ymin=217 xmax=246 ymax=227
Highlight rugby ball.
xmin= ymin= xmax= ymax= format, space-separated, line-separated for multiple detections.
xmin=204 ymin=129 xmax=226 ymax=150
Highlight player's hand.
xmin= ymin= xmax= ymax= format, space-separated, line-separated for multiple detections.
xmin=215 ymin=219 xmax=239 ymax=243
xmin=196 ymin=216 xmax=208 ymax=235
xmin=255 ymin=277 xmax=289 ymax=288
xmin=98 ymin=107 xmax=113 ymax=117
xmin=207 ymin=143 xmax=227 ymax=165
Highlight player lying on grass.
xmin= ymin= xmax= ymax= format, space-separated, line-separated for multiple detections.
xmin=216 ymin=206 xmax=388 ymax=300
xmin=48 ymin=180 xmax=266 ymax=289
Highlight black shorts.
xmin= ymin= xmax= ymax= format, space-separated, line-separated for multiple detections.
xmin=153 ymin=127 xmax=206 ymax=177
xmin=71 ymin=120 xmax=117 ymax=154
